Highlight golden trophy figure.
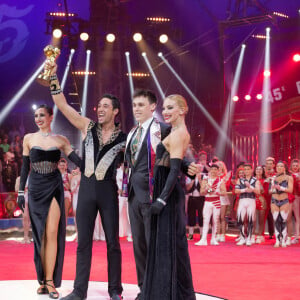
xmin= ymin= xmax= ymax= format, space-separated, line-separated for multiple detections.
xmin=36 ymin=45 xmax=60 ymax=86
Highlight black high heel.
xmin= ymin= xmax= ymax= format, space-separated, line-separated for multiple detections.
xmin=37 ymin=280 xmax=49 ymax=295
xmin=44 ymin=279 xmax=59 ymax=299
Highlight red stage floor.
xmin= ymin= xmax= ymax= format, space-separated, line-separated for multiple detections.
xmin=0 ymin=234 xmax=300 ymax=300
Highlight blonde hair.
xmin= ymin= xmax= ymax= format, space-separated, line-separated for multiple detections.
xmin=165 ymin=94 xmax=188 ymax=114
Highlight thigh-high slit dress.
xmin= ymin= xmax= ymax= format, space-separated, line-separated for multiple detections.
xmin=28 ymin=147 xmax=65 ymax=288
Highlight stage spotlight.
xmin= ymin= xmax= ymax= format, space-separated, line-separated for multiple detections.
xmin=133 ymin=33 xmax=142 ymax=42
xmin=245 ymin=95 xmax=251 ymax=101
xmin=141 ymin=52 xmax=146 ymax=57
xmin=293 ymin=53 xmax=300 ymax=62
xmin=232 ymin=96 xmax=239 ymax=102
xmin=256 ymin=94 xmax=263 ymax=100
xmin=159 ymin=34 xmax=168 ymax=44
xmin=125 ymin=51 xmax=130 ymax=56
xmin=272 ymin=12 xmax=289 ymax=19
xmin=71 ymin=49 xmax=75 ymax=53
xmin=106 ymin=33 xmax=116 ymax=43
xmin=263 ymin=70 xmax=271 ymax=77
xmin=158 ymin=52 xmax=163 ymax=57
xmin=80 ymin=32 xmax=89 ymax=41
xmin=53 ymin=28 xmax=62 ymax=38
xmin=32 ymin=104 xmax=37 ymax=110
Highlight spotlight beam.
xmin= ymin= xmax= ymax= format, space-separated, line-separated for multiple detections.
xmin=142 ymin=52 xmax=165 ymax=99
xmin=158 ymin=53 xmax=233 ymax=149
xmin=216 ymin=44 xmax=246 ymax=158
xmin=125 ymin=52 xmax=134 ymax=97
xmin=53 ymin=49 xmax=75 ymax=127
xmin=259 ymin=28 xmax=271 ymax=163
xmin=81 ymin=50 xmax=91 ymax=117
xmin=0 ymin=63 xmax=44 ymax=125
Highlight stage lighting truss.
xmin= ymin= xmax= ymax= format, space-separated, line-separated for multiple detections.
xmin=272 ymin=12 xmax=289 ymax=19
xmin=126 ymin=72 xmax=150 ymax=77
xmin=146 ymin=17 xmax=171 ymax=23
xmin=72 ymin=71 xmax=96 ymax=76
xmin=47 ymin=12 xmax=77 ymax=17
xmin=252 ymin=34 xmax=267 ymax=39
xmin=45 ymin=11 xmax=89 ymax=43
xmin=232 ymin=94 xmax=264 ymax=102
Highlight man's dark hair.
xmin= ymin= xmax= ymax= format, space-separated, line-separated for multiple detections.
xmin=243 ymin=163 xmax=253 ymax=168
xmin=36 ymin=104 xmax=53 ymax=116
xmin=236 ymin=161 xmax=245 ymax=169
xmin=101 ymin=94 xmax=120 ymax=110
xmin=210 ymin=164 xmax=219 ymax=169
xmin=133 ymin=89 xmax=157 ymax=105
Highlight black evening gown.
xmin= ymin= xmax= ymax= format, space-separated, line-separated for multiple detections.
xmin=28 ymin=147 xmax=65 ymax=287
xmin=142 ymin=143 xmax=196 ymax=300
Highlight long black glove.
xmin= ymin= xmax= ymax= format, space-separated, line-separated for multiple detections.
xmin=150 ymin=158 xmax=182 ymax=215
xmin=18 ymin=156 xmax=30 ymax=213
xmin=68 ymin=151 xmax=82 ymax=168
xmin=182 ymin=157 xmax=195 ymax=179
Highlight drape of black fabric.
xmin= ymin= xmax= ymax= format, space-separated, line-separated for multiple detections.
xmin=142 ymin=143 xmax=195 ymax=300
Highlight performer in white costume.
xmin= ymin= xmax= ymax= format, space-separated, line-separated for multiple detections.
xmin=235 ymin=163 xmax=260 ymax=246
xmin=195 ymin=164 xmax=226 ymax=246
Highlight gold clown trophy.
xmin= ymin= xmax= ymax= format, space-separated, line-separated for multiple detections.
xmin=36 ymin=45 xmax=60 ymax=86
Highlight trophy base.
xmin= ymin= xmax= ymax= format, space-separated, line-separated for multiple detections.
xmin=36 ymin=75 xmax=50 ymax=87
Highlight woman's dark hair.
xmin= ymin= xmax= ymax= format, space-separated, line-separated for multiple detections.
xmin=101 ymin=94 xmax=120 ymax=110
xmin=36 ymin=104 xmax=53 ymax=116
xmin=254 ymin=165 xmax=266 ymax=179
xmin=277 ymin=160 xmax=290 ymax=175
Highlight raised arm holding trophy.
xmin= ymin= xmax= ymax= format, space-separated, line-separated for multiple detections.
xmin=36 ymin=45 xmax=60 ymax=86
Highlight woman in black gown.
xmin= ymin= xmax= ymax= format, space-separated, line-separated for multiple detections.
xmin=142 ymin=95 xmax=196 ymax=300
xmin=17 ymin=105 xmax=81 ymax=299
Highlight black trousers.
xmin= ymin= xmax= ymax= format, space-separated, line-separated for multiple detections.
xmin=187 ymin=196 xmax=205 ymax=227
xmin=266 ymin=208 xmax=275 ymax=237
xmin=128 ymin=193 xmax=152 ymax=291
xmin=74 ymin=175 xmax=122 ymax=298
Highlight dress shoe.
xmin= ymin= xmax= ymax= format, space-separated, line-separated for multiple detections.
xmin=110 ymin=293 xmax=123 ymax=300
xmin=60 ymin=291 xmax=84 ymax=300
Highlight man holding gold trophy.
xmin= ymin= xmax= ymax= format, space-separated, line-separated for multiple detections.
xmin=39 ymin=46 xmax=125 ymax=300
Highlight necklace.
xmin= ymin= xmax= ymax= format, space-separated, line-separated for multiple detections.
xmin=39 ymin=131 xmax=51 ymax=137
xmin=171 ymin=126 xmax=179 ymax=132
